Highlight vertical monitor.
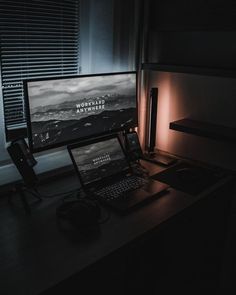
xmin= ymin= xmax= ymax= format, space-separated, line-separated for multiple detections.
xmin=25 ymin=72 xmax=137 ymax=152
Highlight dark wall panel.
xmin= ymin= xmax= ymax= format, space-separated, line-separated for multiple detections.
xmin=149 ymin=31 xmax=236 ymax=69
xmin=150 ymin=0 xmax=236 ymax=30
xmin=148 ymin=0 xmax=236 ymax=70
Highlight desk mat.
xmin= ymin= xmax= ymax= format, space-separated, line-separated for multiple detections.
xmin=151 ymin=162 xmax=222 ymax=196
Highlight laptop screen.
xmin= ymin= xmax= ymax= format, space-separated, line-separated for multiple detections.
xmin=70 ymin=136 xmax=129 ymax=185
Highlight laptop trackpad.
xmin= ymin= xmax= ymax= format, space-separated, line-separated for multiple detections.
xmin=112 ymin=189 xmax=151 ymax=211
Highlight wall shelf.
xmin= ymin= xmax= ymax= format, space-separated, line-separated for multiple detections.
xmin=169 ymin=118 xmax=236 ymax=143
xmin=142 ymin=63 xmax=236 ymax=78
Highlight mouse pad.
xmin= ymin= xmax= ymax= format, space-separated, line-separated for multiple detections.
xmin=151 ymin=162 xmax=222 ymax=196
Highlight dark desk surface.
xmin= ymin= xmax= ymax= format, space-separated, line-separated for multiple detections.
xmin=0 ymin=161 xmax=233 ymax=294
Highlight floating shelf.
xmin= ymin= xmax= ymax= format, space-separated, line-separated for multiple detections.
xmin=142 ymin=63 xmax=236 ymax=78
xmin=169 ymin=118 xmax=236 ymax=143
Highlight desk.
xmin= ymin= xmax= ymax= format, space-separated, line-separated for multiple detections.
xmin=0 ymin=161 xmax=234 ymax=294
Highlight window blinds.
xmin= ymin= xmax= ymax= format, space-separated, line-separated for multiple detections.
xmin=0 ymin=0 xmax=80 ymax=134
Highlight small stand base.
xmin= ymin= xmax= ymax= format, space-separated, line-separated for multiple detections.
xmin=8 ymin=183 xmax=42 ymax=215
xmin=143 ymin=152 xmax=177 ymax=166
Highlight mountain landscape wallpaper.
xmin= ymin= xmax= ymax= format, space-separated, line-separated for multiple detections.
xmin=71 ymin=137 xmax=128 ymax=185
xmin=27 ymin=73 xmax=137 ymax=150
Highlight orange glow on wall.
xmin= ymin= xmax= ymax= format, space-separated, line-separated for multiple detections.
xmin=137 ymin=72 xmax=172 ymax=153
xmin=156 ymin=73 xmax=171 ymax=151
xmin=137 ymin=95 xmax=147 ymax=148
xmin=137 ymin=71 xmax=148 ymax=149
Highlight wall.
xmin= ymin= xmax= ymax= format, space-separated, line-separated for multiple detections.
xmin=149 ymin=31 xmax=236 ymax=69
xmin=80 ymin=0 xmax=114 ymax=74
xmin=148 ymin=0 xmax=236 ymax=69
xmin=149 ymin=0 xmax=236 ymax=32
xmin=144 ymin=0 xmax=236 ymax=170
xmin=147 ymin=0 xmax=236 ymax=69
xmin=147 ymin=71 xmax=236 ymax=170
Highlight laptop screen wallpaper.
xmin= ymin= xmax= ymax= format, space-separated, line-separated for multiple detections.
xmin=71 ymin=137 xmax=129 ymax=185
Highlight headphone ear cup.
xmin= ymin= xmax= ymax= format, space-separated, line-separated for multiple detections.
xmin=56 ymin=199 xmax=101 ymax=229
xmin=82 ymin=198 xmax=101 ymax=220
xmin=56 ymin=201 xmax=76 ymax=219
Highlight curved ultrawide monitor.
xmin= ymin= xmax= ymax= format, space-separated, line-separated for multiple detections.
xmin=25 ymin=71 xmax=138 ymax=152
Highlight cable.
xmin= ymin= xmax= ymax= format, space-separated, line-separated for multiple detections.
xmin=98 ymin=206 xmax=111 ymax=224
xmin=22 ymin=185 xmax=111 ymax=224
xmin=131 ymin=161 xmax=149 ymax=177
xmin=24 ymin=186 xmax=81 ymax=200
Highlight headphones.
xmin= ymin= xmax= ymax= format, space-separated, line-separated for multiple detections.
xmin=56 ymin=199 xmax=101 ymax=231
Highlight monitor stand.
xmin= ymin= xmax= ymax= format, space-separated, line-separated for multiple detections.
xmin=143 ymin=152 xmax=177 ymax=166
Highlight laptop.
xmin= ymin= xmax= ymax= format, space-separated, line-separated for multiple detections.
xmin=68 ymin=134 xmax=169 ymax=213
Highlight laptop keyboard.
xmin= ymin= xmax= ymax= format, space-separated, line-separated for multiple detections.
xmin=96 ymin=175 xmax=147 ymax=201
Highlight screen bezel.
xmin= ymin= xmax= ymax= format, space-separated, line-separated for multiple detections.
xmin=67 ymin=133 xmax=131 ymax=189
xmin=24 ymin=71 xmax=138 ymax=153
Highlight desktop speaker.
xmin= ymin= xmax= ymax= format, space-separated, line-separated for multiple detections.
xmin=125 ymin=131 xmax=143 ymax=161
xmin=147 ymin=87 xmax=158 ymax=153
xmin=7 ymin=138 xmax=38 ymax=187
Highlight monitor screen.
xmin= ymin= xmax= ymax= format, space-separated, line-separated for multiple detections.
xmin=25 ymin=72 xmax=137 ymax=152
xmin=69 ymin=135 xmax=129 ymax=186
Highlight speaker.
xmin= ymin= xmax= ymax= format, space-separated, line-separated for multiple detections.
xmin=147 ymin=87 xmax=158 ymax=153
xmin=125 ymin=131 xmax=143 ymax=161
xmin=7 ymin=138 xmax=38 ymax=187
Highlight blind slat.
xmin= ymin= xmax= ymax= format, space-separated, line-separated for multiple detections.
xmin=1 ymin=44 xmax=77 ymax=49
xmin=2 ymin=54 xmax=78 ymax=58
xmin=3 ymin=67 xmax=77 ymax=73
xmin=3 ymin=72 xmax=78 ymax=81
